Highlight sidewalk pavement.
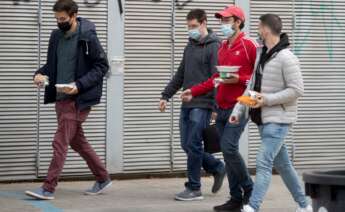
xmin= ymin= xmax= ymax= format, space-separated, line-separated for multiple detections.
xmin=0 ymin=175 xmax=302 ymax=212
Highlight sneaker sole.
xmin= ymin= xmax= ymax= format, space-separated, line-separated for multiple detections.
xmin=25 ymin=191 xmax=54 ymax=200
xmin=174 ymin=196 xmax=204 ymax=201
xmin=84 ymin=181 xmax=113 ymax=195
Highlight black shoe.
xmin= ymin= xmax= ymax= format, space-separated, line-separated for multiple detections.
xmin=213 ymin=198 xmax=243 ymax=212
xmin=243 ymin=188 xmax=253 ymax=205
xmin=212 ymin=167 xmax=226 ymax=193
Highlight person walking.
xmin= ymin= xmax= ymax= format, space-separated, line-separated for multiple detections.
xmin=26 ymin=0 xmax=111 ymax=200
xmin=229 ymin=14 xmax=312 ymax=212
xmin=160 ymin=9 xmax=226 ymax=201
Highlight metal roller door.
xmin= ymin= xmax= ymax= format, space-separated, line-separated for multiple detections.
xmin=172 ymin=0 xmax=234 ymax=171
xmin=123 ymin=0 xmax=173 ymax=173
xmin=293 ymin=0 xmax=345 ymax=170
xmin=0 ymin=0 xmax=38 ymax=181
xmin=248 ymin=0 xmax=295 ymax=169
xmin=37 ymin=0 xmax=108 ymax=177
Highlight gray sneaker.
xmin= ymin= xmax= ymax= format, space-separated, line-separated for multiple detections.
xmin=25 ymin=187 xmax=55 ymax=200
xmin=175 ymin=188 xmax=204 ymax=201
xmin=84 ymin=179 xmax=112 ymax=195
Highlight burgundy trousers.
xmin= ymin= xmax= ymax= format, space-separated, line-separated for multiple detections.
xmin=43 ymin=100 xmax=109 ymax=192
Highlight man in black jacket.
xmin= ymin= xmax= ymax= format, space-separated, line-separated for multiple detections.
xmin=25 ymin=0 xmax=111 ymax=200
xmin=159 ymin=9 xmax=225 ymax=201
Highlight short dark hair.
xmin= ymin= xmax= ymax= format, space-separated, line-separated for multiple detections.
xmin=53 ymin=0 xmax=78 ymax=16
xmin=259 ymin=13 xmax=282 ymax=35
xmin=233 ymin=16 xmax=245 ymax=30
xmin=186 ymin=9 xmax=207 ymax=24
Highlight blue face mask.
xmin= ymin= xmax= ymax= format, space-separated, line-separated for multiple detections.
xmin=188 ymin=28 xmax=201 ymax=40
xmin=221 ymin=24 xmax=235 ymax=38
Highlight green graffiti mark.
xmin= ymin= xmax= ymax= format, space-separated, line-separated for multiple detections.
xmin=293 ymin=0 xmax=345 ymax=61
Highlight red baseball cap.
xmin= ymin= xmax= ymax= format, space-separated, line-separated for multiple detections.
xmin=215 ymin=5 xmax=245 ymax=22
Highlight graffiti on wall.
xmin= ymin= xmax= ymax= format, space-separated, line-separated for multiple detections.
xmin=175 ymin=0 xmax=193 ymax=9
xmin=11 ymin=0 xmax=102 ymax=7
xmin=151 ymin=0 xmax=193 ymax=9
xmin=11 ymin=0 xmax=124 ymax=14
xmin=83 ymin=0 xmax=101 ymax=7
xmin=293 ymin=0 xmax=345 ymax=61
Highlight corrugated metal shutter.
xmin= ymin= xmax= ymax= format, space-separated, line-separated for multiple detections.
xmin=248 ymin=0 xmax=295 ymax=169
xmin=123 ymin=1 xmax=237 ymax=173
xmin=123 ymin=0 xmax=173 ymax=172
xmin=172 ymin=0 xmax=234 ymax=171
xmin=293 ymin=0 xmax=345 ymax=170
xmin=0 ymin=0 xmax=38 ymax=180
xmin=38 ymin=0 xmax=108 ymax=177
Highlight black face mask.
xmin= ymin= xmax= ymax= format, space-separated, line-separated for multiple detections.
xmin=58 ymin=21 xmax=72 ymax=32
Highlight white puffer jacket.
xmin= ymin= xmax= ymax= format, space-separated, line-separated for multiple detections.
xmin=232 ymin=46 xmax=304 ymax=124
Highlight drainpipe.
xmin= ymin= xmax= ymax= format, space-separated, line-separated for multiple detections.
xmin=169 ymin=0 xmax=176 ymax=172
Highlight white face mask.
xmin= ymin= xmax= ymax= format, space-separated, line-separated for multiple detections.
xmin=221 ymin=24 xmax=235 ymax=38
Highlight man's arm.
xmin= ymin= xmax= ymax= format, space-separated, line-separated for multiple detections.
xmin=190 ymin=73 xmax=218 ymax=97
xmin=161 ymin=53 xmax=185 ymax=100
xmin=35 ymin=64 xmax=48 ymax=76
xmin=75 ymin=32 xmax=109 ymax=93
xmin=262 ymin=53 xmax=304 ymax=106
xmin=33 ymin=31 xmax=56 ymax=87
xmin=238 ymin=39 xmax=258 ymax=87
xmin=188 ymin=41 xmax=220 ymax=97
xmin=34 ymin=31 xmax=56 ymax=77
xmin=209 ymin=42 xmax=220 ymax=76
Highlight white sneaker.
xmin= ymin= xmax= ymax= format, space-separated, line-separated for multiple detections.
xmin=242 ymin=205 xmax=255 ymax=212
xmin=296 ymin=205 xmax=313 ymax=212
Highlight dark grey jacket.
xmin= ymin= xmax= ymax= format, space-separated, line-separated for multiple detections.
xmin=161 ymin=30 xmax=220 ymax=109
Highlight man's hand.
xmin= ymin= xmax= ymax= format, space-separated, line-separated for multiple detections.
xmin=250 ymin=91 xmax=264 ymax=108
xmin=180 ymin=89 xmax=193 ymax=102
xmin=159 ymin=99 xmax=167 ymax=112
xmin=211 ymin=112 xmax=218 ymax=122
xmin=34 ymin=74 xmax=47 ymax=88
xmin=63 ymin=84 xmax=79 ymax=95
xmin=229 ymin=115 xmax=240 ymax=124
xmin=221 ymin=74 xmax=239 ymax=84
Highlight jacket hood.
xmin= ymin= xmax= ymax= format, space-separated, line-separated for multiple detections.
xmin=265 ymin=33 xmax=290 ymax=54
xmin=273 ymin=33 xmax=290 ymax=52
xmin=77 ymin=17 xmax=96 ymax=41
xmin=54 ymin=17 xmax=96 ymax=41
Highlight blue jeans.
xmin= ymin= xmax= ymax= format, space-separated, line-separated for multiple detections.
xmin=180 ymin=108 xmax=224 ymax=191
xmin=216 ymin=108 xmax=253 ymax=201
xmin=249 ymin=123 xmax=308 ymax=210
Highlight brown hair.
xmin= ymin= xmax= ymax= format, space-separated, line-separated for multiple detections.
xmin=53 ymin=0 xmax=78 ymax=16
xmin=259 ymin=13 xmax=282 ymax=35
xmin=186 ymin=9 xmax=207 ymax=24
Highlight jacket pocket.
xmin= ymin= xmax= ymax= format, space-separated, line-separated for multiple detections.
xmin=79 ymin=84 xmax=101 ymax=101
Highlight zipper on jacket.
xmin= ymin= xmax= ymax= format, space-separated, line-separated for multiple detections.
xmin=85 ymin=41 xmax=89 ymax=55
